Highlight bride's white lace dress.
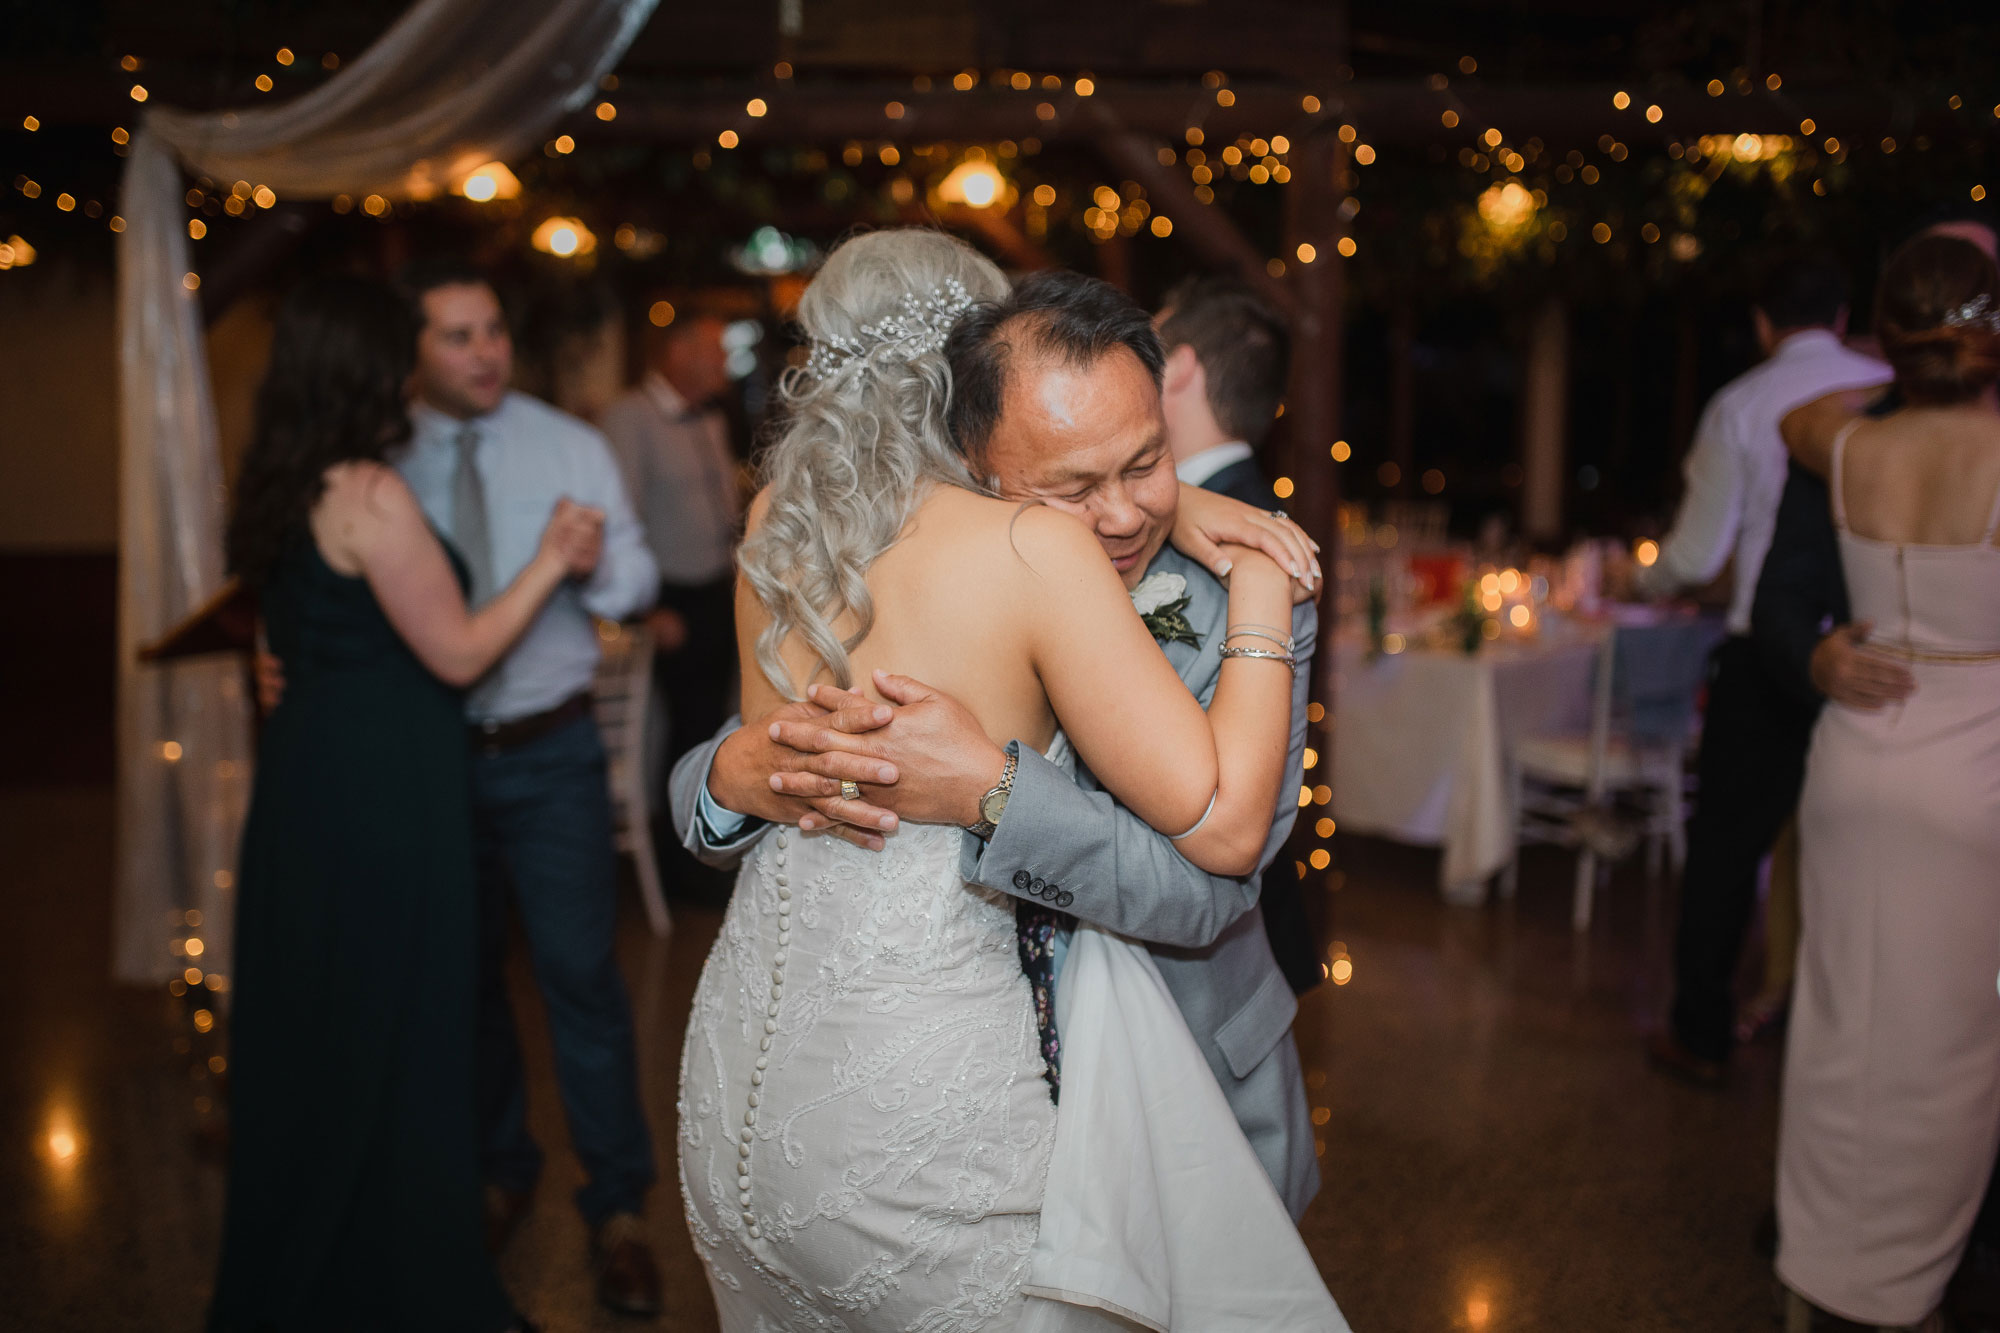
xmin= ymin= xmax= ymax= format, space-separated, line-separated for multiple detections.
xmin=679 ymin=735 xmax=1348 ymax=1332
xmin=677 ymin=799 xmax=1052 ymax=1332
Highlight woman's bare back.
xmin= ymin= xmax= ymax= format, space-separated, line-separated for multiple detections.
xmin=1841 ymin=403 xmax=2000 ymax=547
xmin=738 ymin=483 xmax=1061 ymax=755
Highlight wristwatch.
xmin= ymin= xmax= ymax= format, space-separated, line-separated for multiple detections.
xmin=967 ymin=751 xmax=1018 ymax=841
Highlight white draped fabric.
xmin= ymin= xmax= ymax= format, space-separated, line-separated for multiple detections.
xmin=113 ymin=0 xmax=659 ymax=983
xmin=1022 ymin=925 xmax=1350 ymax=1333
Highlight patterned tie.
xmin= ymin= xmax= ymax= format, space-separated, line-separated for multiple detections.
xmin=1015 ymin=900 xmax=1072 ymax=1103
xmin=450 ymin=424 xmax=495 ymax=605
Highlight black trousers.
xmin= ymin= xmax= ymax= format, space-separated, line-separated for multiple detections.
xmin=1667 ymin=636 xmax=1819 ymax=1063
xmin=652 ymin=575 xmax=738 ymax=897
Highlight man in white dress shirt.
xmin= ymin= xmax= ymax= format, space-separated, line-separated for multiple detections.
xmin=1156 ymin=275 xmax=1287 ymax=510
xmin=1639 ymin=252 xmax=1892 ymax=1085
xmin=599 ymin=311 xmax=743 ymax=898
xmin=394 ymin=259 xmax=664 ymax=1313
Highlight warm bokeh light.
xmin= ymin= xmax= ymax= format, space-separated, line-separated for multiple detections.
xmin=1315 ymin=817 xmax=1335 ymax=837
xmin=1309 ymin=849 xmax=1331 ymax=870
xmin=1509 ymin=604 xmax=1532 ymax=627
xmin=1382 ymin=633 xmax=1406 ymax=655
xmin=531 ymin=216 xmax=596 ymax=258
xmin=0 ymin=234 xmax=37 ymax=270
xmin=1636 ymin=538 xmax=1660 ymax=567
xmin=1330 ymin=958 xmax=1353 ymax=985
xmin=1612 ymin=91 xmax=1630 ymax=110
xmin=1477 ymin=180 xmax=1537 ymax=233
xmin=160 ymin=741 xmax=183 ymax=762
xmin=1331 ymin=440 xmax=1351 ymax=462
xmin=1272 ymin=476 xmax=1295 ymax=499
xmin=746 ymin=97 xmax=767 ymax=117
xmin=938 ymin=159 xmax=1005 ymax=208
xmin=649 ymin=300 xmax=676 ymax=327
xmin=454 ymin=162 xmax=520 ymax=203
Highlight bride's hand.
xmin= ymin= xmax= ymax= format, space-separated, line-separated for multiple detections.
xmin=1171 ymin=484 xmax=1320 ymax=602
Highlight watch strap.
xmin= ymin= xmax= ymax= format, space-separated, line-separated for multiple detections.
xmin=967 ymin=750 xmax=1019 ymax=840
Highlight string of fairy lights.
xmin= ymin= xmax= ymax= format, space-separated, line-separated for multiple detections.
xmin=9 ymin=39 xmax=1999 ymax=1005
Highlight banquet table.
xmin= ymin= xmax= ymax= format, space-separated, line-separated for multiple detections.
xmin=1330 ymin=621 xmax=1604 ymax=904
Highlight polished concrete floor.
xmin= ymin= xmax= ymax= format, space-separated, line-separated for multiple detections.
xmin=2 ymin=782 xmax=1786 ymax=1332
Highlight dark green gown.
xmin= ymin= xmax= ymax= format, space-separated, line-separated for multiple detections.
xmin=210 ymin=536 xmax=514 ymax=1333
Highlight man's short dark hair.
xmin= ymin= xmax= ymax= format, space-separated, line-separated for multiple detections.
xmin=394 ymin=256 xmax=494 ymax=329
xmin=945 ymin=269 xmax=1165 ymax=471
xmin=1756 ymin=251 xmax=1851 ymax=331
xmin=1156 ymin=275 xmax=1290 ymax=444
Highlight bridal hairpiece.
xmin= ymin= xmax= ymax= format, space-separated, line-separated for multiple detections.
xmin=1942 ymin=292 xmax=2000 ymax=332
xmin=805 ymin=277 xmax=975 ymax=378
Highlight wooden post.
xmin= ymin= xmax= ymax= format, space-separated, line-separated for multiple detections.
xmin=1521 ymin=298 xmax=1570 ymax=543
xmin=1388 ymin=297 xmax=1416 ymax=495
xmin=1279 ymin=128 xmax=1346 ymax=556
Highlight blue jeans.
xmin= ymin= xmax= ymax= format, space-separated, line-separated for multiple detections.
xmin=471 ymin=714 xmax=653 ymax=1225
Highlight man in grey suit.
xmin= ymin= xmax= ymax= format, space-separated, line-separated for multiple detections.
xmin=669 ymin=271 xmax=1323 ymax=1219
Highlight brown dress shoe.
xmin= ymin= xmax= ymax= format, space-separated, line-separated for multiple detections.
xmin=593 ymin=1212 xmax=662 ymax=1317
xmin=484 ymin=1184 xmax=533 ymax=1255
xmin=1645 ymin=1030 xmax=1728 ymax=1089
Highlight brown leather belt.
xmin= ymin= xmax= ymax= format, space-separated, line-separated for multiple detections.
xmin=469 ymin=693 xmax=592 ymax=756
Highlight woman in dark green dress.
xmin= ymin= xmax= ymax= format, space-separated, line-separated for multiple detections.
xmin=211 ymin=277 xmax=601 ymax=1332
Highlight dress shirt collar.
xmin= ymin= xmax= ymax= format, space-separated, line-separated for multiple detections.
xmin=1175 ymin=440 xmax=1253 ymax=488
xmin=645 ymin=371 xmax=713 ymax=423
xmin=410 ymin=395 xmax=508 ymax=446
xmin=1767 ymin=327 xmax=1845 ymax=363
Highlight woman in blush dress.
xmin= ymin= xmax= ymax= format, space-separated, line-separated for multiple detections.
xmin=211 ymin=276 xmax=598 ymax=1332
xmin=1778 ymin=234 xmax=2000 ymax=1332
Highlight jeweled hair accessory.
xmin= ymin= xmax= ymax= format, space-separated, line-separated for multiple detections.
xmin=1943 ymin=292 xmax=2000 ymax=332
xmin=805 ymin=277 xmax=975 ymax=379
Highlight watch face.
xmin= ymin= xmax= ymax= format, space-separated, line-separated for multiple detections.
xmin=981 ymin=788 xmax=1010 ymax=823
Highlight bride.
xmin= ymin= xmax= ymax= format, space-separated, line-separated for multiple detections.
xmin=677 ymin=229 xmax=1329 ymax=1331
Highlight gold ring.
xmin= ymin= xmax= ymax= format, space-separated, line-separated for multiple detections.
xmin=840 ymin=780 xmax=862 ymax=801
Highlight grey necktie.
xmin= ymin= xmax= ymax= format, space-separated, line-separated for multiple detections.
xmin=450 ymin=424 xmax=495 ymax=605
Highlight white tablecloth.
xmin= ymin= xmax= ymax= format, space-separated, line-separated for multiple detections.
xmin=1331 ymin=626 xmax=1601 ymax=902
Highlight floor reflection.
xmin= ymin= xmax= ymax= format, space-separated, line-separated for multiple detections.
xmin=2 ymin=784 xmax=1781 ymax=1331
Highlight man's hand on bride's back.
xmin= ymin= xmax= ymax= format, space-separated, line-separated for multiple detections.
xmin=768 ymin=670 xmax=1007 ymax=834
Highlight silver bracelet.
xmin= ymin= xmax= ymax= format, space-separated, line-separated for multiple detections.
xmin=1218 ymin=645 xmax=1297 ymax=671
xmin=1225 ymin=627 xmax=1295 ymax=652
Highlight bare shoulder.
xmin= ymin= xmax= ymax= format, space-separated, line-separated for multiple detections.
xmin=743 ymin=484 xmax=774 ymax=537
xmin=317 ymin=462 xmax=422 ymax=547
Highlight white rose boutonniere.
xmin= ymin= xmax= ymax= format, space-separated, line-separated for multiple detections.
xmin=1130 ymin=571 xmax=1200 ymax=648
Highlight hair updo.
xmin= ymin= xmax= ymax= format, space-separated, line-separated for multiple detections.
xmin=1875 ymin=232 xmax=2000 ymax=404
xmin=736 ymin=229 xmax=1009 ymax=697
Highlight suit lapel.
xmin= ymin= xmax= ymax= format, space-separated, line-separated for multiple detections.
xmin=1146 ymin=547 xmax=1226 ymax=704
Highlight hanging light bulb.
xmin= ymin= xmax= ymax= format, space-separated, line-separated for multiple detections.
xmin=937 ymin=159 xmax=1007 ymax=208
xmin=454 ymin=162 xmax=521 ymax=203
xmin=531 ymin=216 xmax=596 ymax=258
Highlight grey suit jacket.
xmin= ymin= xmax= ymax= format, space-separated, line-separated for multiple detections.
xmin=668 ymin=545 xmax=1320 ymax=1216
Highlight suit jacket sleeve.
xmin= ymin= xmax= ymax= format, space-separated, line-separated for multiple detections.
xmin=957 ymin=599 xmax=1317 ymax=950
xmin=1751 ymin=463 xmax=1844 ymax=711
xmin=669 ymin=716 xmax=769 ymax=868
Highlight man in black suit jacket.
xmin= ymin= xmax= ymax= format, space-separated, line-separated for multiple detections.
xmin=1155 ymin=276 xmax=1322 ymax=994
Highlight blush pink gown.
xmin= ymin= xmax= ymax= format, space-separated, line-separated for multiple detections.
xmin=1777 ymin=423 xmax=2000 ymax=1325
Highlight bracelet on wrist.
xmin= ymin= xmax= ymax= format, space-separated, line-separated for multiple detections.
xmin=1218 ymin=644 xmax=1297 ymax=672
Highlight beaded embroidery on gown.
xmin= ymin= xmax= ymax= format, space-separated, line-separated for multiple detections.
xmin=677 ymin=743 xmax=1068 ymax=1333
